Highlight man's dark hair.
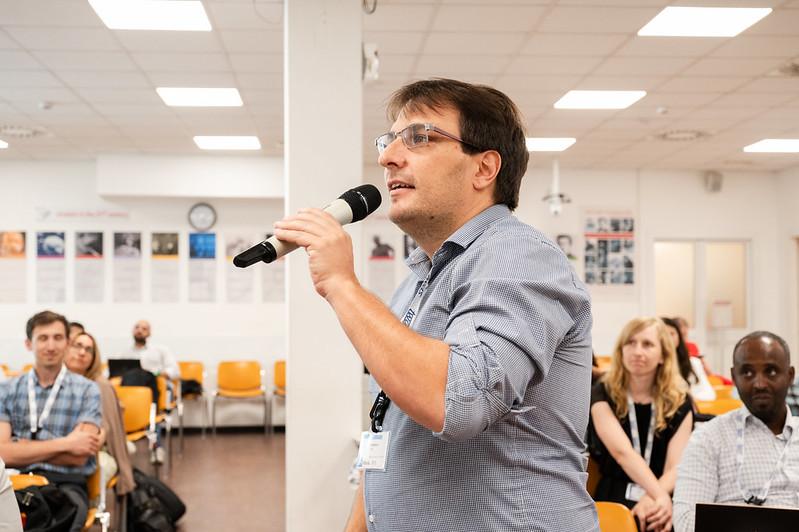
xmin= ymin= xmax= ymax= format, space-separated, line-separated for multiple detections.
xmin=26 ymin=310 xmax=69 ymax=340
xmin=69 ymin=321 xmax=84 ymax=330
xmin=733 ymin=330 xmax=791 ymax=364
xmin=386 ymin=78 xmax=529 ymax=211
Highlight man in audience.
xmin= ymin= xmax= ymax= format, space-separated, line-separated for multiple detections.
xmin=274 ymin=79 xmax=597 ymax=531
xmin=0 ymin=310 xmax=103 ymax=532
xmin=672 ymin=331 xmax=798 ymax=532
xmin=118 ymin=319 xmax=180 ymax=380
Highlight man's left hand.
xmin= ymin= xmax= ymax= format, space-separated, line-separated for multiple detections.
xmin=273 ymin=208 xmax=359 ymax=300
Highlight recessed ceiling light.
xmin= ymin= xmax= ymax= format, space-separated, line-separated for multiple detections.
xmin=0 ymin=139 xmax=8 ymax=149
xmin=526 ymin=137 xmax=576 ymax=152
xmin=554 ymin=90 xmax=646 ymax=110
xmin=743 ymin=139 xmax=799 ymax=153
xmin=194 ymin=136 xmax=262 ymax=151
xmin=638 ymin=7 xmax=771 ymax=37
xmin=88 ymin=0 xmax=212 ymax=31
xmin=157 ymin=88 xmax=243 ymax=107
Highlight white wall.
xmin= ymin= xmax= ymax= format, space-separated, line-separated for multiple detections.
xmin=0 ymin=159 xmax=284 ymax=426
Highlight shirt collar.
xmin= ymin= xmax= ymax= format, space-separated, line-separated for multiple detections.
xmin=741 ymin=404 xmax=798 ymax=440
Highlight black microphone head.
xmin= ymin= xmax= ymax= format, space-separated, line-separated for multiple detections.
xmin=233 ymin=242 xmax=277 ymax=268
xmin=339 ymin=184 xmax=382 ymax=223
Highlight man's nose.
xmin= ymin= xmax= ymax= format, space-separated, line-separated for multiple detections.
xmin=752 ymin=373 xmax=769 ymax=389
xmin=378 ymin=137 xmax=406 ymax=168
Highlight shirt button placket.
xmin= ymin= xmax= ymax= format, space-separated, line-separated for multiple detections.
xmin=368 ymin=513 xmax=375 ymax=523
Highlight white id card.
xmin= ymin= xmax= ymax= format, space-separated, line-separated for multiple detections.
xmin=356 ymin=431 xmax=391 ymax=471
xmin=625 ymin=482 xmax=645 ymax=502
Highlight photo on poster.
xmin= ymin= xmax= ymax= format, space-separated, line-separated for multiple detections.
xmin=583 ymin=209 xmax=635 ymax=286
xmin=370 ymin=235 xmax=395 ymax=258
xmin=152 ymin=233 xmax=179 ymax=257
xmin=189 ymin=233 xmax=216 ymax=259
xmin=76 ymin=232 xmax=103 ymax=258
xmin=0 ymin=231 xmax=25 ymax=258
xmin=225 ymin=235 xmax=250 ymax=258
xmin=403 ymin=235 xmax=417 ymax=259
xmin=114 ymin=232 xmax=141 ymax=258
xmin=37 ymin=232 xmax=65 ymax=257
xmin=555 ymin=234 xmax=577 ymax=261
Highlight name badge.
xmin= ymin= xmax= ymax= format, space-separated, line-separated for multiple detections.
xmin=625 ymin=482 xmax=645 ymax=502
xmin=356 ymin=431 xmax=390 ymax=471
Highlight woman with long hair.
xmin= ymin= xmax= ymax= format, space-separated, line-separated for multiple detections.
xmin=65 ymin=332 xmax=135 ymax=496
xmin=661 ymin=317 xmax=715 ymax=401
xmin=589 ymin=317 xmax=694 ymax=532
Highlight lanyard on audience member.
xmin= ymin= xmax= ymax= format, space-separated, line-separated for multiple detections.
xmin=627 ymin=396 xmax=656 ymax=465
xmin=735 ymin=410 xmax=795 ymax=505
xmin=27 ymin=364 xmax=67 ymax=439
xmin=369 ymin=274 xmax=430 ymax=433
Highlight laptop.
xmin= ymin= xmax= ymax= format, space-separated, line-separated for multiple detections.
xmin=107 ymin=358 xmax=142 ymax=378
xmin=695 ymin=502 xmax=799 ymax=532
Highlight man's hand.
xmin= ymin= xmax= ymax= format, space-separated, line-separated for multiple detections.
xmin=273 ymin=208 xmax=359 ymax=300
xmin=633 ymin=492 xmax=672 ymax=532
xmin=64 ymin=426 xmax=101 ymax=458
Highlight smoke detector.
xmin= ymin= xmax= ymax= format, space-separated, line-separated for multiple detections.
xmin=0 ymin=125 xmax=49 ymax=139
xmin=654 ymin=129 xmax=711 ymax=142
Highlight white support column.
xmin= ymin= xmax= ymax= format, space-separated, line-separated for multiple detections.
xmin=284 ymin=2 xmax=363 ymax=531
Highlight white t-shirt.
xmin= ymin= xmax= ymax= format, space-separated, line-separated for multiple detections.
xmin=689 ymin=356 xmax=717 ymax=402
xmin=116 ymin=343 xmax=180 ymax=380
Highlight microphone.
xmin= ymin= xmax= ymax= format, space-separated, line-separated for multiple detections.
xmin=233 ymin=184 xmax=382 ymax=268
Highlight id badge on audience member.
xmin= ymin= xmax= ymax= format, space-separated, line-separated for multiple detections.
xmin=625 ymin=482 xmax=645 ymax=502
xmin=356 ymin=431 xmax=390 ymax=471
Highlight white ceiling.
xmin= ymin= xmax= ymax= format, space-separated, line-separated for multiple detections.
xmin=1 ymin=0 xmax=799 ymax=172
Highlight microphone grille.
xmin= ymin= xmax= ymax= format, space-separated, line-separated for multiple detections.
xmin=340 ymin=184 xmax=382 ymax=222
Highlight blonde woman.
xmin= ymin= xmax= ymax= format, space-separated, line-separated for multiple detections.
xmin=589 ymin=317 xmax=694 ymax=532
xmin=65 ymin=332 xmax=135 ymax=496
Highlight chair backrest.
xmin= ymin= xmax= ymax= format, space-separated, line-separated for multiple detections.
xmin=179 ymin=361 xmax=204 ymax=383
xmin=696 ymin=397 xmax=743 ymax=416
xmin=10 ymin=473 xmax=49 ymax=491
xmin=116 ymin=385 xmax=153 ymax=433
xmin=22 ymin=363 xmax=32 ymax=373
xmin=707 ymin=373 xmax=724 ymax=386
xmin=274 ymin=360 xmax=286 ymax=390
xmin=596 ymin=501 xmax=637 ymax=532
xmin=714 ymin=385 xmax=735 ymax=399
xmin=217 ymin=361 xmax=262 ymax=391
xmin=586 ymin=456 xmax=601 ymax=498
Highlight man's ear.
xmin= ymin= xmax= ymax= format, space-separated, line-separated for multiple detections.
xmin=25 ymin=338 xmax=32 ymax=352
xmin=473 ymin=150 xmax=501 ymax=193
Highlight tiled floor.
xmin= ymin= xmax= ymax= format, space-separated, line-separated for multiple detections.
xmin=159 ymin=429 xmax=285 ymax=532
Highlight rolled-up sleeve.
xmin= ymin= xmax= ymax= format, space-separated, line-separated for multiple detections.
xmin=673 ymin=426 xmax=720 ymax=532
xmin=433 ymin=236 xmax=580 ymax=442
xmin=0 ymin=383 xmax=10 ymax=423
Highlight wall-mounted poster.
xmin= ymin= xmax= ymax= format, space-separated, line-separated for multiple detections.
xmin=261 ymin=233 xmax=284 ymax=303
xmin=75 ymin=232 xmax=104 ymax=303
xmin=367 ymin=231 xmax=396 ymax=303
xmin=583 ymin=211 xmax=635 ymax=286
xmin=151 ymin=232 xmax=179 ymax=303
xmin=113 ymin=232 xmax=142 ymax=302
xmin=0 ymin=231 xmax=26 ymax=302
xmin=189 ymin=233 xmax=216 ymax=302
xmin=226 ymin=234 xmax=254 ymax=303
xmin=36 ymin=231 xmax=66 ymax=302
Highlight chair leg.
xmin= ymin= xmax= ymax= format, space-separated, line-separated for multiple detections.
xmin=201 ymin=396 xmax=208 ymax=439
xmin=211 ymin=396 xmax=217 ymax=436
xmin=264 ymin=395 xmax=270 ymax=436
xmin=178 ymin=400 xmax=184 ymax=454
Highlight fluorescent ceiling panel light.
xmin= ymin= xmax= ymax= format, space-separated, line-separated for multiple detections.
xmin=194 ymin=136 xmax=261 ymax=150
xmin=88 ymin=0 xmax=212 ymax=31
xmin=743 ymin=139 xmax=799 ymax=153
xmin=0 ymin=140 xmax=7 ymax=149
xmin=526 ymin=137 xmax=576 ymax=152
xmin=554 ymin=90 xmax=646 ymax=110
xmin=638 ymin=7 xmax=771 ymax=37
xmin=157 ymin=88 xmax=243 ymax=107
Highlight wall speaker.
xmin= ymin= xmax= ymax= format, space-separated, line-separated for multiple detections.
xmin=704 ymin=170 xmax=723 ymax=193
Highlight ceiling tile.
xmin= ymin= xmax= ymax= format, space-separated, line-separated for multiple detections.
xmin=415 ymin=54 xmax=507 ymax=75
xmin=712 ymin=36 xmax=799 ymax=58
xmin=431 ymin=6 xmax=546 ymax=32
xmin=593 ymin=56 xmax=696 ymax=77
xmin=57 ymin=71 xmax=151 ymax=89
xmin=538 ymin=6 xmax=661 ymax=34
xmin=363 ymin=5 xmax=435 ymax=31
xmin=575 ymin=75 xmax=666 ymax=91
xmin=422 ymin=32 xmax=526 ymax=55
xmin=615 ymin=37 xmax=723 ymax=57
xmin=235 ymin=72 xmax=283 ymax=89
xmin=219 ymin=30 xmax=283 ymax=53
xmin=0 ymin=70 xmax=63 ymax=88
xmin=656 ymin=77 xmax=750 ymax=93
xmin=377 ymin=54 xmax=417 ymax=75
xmin=238 ymin=89 xmax=282 ymax=106
xmin=116 ymin=31 xmax=223 ymax=53
xmin=132 ymin=52 xmax=231 ymax=72
xmin=737 ymin=77 xmax=799 ymax=93
xmin=520 ymin=34 xmax=628 ymax=56
xmin=227 ymin=54 xmax=282 ymax=73
xmin=5 ymin=28 xmax=118 ymax=51
xmin=75 ymin=88 xmax=160 ymax=105
xmin=744 ymin=8 xmax=799 ymax=36
xmin=0 ymin=50 xmax=41 ymax=69
xmin=91 ymin=103 xmax=173 ymax=117
xmin=0 ymin=0 xmax=103 ymax=27
xmin=206 ymin=2 xmax=283 ymax=31
xmin=33 ymin=51 xmax=138 ymax=71
xmin=146 ymin=71 xmax=239 ymax=87
xmin=494 ymin=75 xmax=581 ymax=93
xmin=0 ymin=87 xmax=79 ymax=104
xmin=0 ymin=30 xmax=18 ymax=49
xmin=506 ymin=55 xmax=604 ymax=75
xmin=681 ymin=57 xmax=781 ymax=77
xmin=641 ymin=92 xmax=722 ymax=107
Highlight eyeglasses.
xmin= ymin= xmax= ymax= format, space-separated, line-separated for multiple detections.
xmin=374 ymin=123 xmax=482 ymax=154
xmin=70 ymin=342 xmax=94 ymax=355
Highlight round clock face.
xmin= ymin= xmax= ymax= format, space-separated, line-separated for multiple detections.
xmin=188 ymin=202 xmax=217 ymax=231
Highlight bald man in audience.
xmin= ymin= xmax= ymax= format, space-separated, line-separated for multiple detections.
xmin=119 ymin=320 xmax=180 ymax=380
xmin=672 ymin=331 xmax=799 ymax=532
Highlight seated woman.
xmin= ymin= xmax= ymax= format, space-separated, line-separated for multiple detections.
xmin=661 ymin=317 xmax=715 ymax=401
xmin=589 ymin=317 xmax=694 ymax=532
xmin=65 ymin=332 xmax=135 ymax=497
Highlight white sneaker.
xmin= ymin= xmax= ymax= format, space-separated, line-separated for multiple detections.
xmin=150 ymin=446 xmax=165 ymax=465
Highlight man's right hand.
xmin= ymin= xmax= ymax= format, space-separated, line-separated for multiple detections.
xmin=64 ymin=426 xmax=101 ymax=457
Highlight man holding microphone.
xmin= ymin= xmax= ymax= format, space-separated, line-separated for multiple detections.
xmin=274 ymin=79 xmax=597 ymax=532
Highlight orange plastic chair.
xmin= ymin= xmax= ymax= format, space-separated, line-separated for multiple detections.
xmin=211 ymin=360 xmax=269 ymax=435
xmin=21 ymin=363 xmax=33 ymax=373
xmin=713 ymin=385 xmax=735 ymax=399
xmin=10 ymin=473 xmax=49 ymax=491
xmin=178 ymin=361 xmax=208 ymax=447
xmin=696 ymin=397 xmax=743 ymax=416
xmin=273 ymin=360 xmax=286 ymax=398
xmin=586 ymin=456 xmax=601 ymax=498
xmin=595 ymin=356 xmax=612 ymax=372
xmin=707 ymin=374 xmax=724 ymax=386
xmin=596 ymin=501 xmax=637 ymax=532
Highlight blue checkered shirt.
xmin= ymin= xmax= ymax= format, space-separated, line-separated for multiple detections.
xmin=0 ymin=368 xmax=102 ymax=476
xmin=364 ymin=204 xmax=599 ymax=532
